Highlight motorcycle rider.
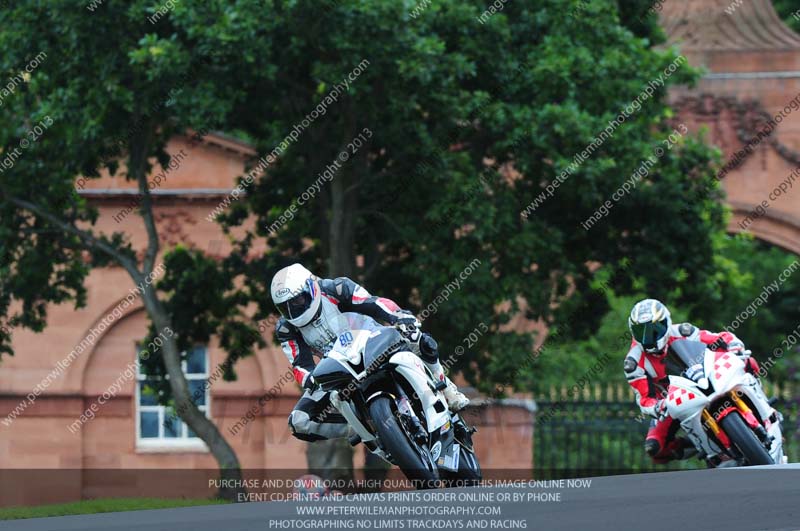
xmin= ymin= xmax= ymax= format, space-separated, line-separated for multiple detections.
xmin=271 ymin=263 xmax=470 ymax=442
xmin=624 ymin=298 xmax=760 ymax=463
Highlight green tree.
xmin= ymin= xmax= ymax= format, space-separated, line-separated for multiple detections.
xmin=207 ymin=0 xmax=734 ymax=470
xmin=1 ymin=0 xmax=745 ymax=483
xmin=0 ymin=1 xmax=267 ymax=498
xmin=534 ymin=234 xmax=800 ymax=390
xmin=772 ymin=0 xmax=800 ymax=33
xmin=703 ymin=235 xmax=800 ymax=383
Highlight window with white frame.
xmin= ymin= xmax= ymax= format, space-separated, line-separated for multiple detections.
xmin=136 ymin=346 xmax=210 ymax=448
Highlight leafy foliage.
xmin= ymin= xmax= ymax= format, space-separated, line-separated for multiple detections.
xmin=216 ymin=0 xmax=730 ymax=393
xmin=139 ymin=246 xmax=267 ymax=394
xmin=706 ymin=235 xmax=800 ymax=383
xmin=772 ymin=0 xmax=800 ymax=33
xmin=3 ymin=0 xmax=787 ymax=399
xmin=536 ymin=234 xmax=800 ymax=389
xmin=0 ymin=1 xmax=262 ymax=377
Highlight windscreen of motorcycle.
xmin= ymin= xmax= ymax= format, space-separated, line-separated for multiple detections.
xmin=326 ymin=313 xmax=383 ymax=366
xmin=363 ymin=328 xmax=405 ymax=373
xmin=667 ymin=340 xmax=707 ymax=374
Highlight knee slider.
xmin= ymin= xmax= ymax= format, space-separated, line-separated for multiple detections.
xmin=644 ymin=438 xmax=661 ymax=457
xmin=288 ymin=410 xmax=309 ymax=434
xmin=288 ymin=411 xmax=326 ymax=442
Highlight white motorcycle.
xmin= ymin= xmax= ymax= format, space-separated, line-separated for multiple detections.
xmin=664 ymin=340 xmax=786 ymax=467
xmin=311 ymin=313 xmax=481 ymax=487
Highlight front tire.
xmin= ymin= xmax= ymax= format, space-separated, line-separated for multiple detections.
xmin=719 ymin=411 xmax=774 ymax=466
xmin=369 ymin=397 xmax=439 ymax=488
xmin=441 ymin=446 xmax=482 ymax=488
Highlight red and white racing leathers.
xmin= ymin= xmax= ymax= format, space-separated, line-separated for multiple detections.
xmin=623 ymin=322 xmax=759 ymax=461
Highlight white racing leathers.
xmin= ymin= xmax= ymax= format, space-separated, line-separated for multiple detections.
xmin=276 ymin=277 xmax=424 ymax=441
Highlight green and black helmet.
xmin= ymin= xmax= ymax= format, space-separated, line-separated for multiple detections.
xmin=628 ymin=299 xmax=672 ymax=355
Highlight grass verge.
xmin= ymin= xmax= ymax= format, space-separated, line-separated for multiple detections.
xmin=0 ymin=497 xmax=228 ymax=520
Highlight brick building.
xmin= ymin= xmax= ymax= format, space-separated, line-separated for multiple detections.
xmin=0 ymin=133 xmax=533 ymax=506
xmin=3 ymin=0 xmax=800 ymax=507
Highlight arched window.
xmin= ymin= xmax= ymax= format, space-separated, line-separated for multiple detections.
xmin=135 ymin=346 xmax=210 ymax=451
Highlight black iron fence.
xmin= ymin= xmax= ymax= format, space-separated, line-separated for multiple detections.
xmin=534 ymin=383 xmax=799 ymax=478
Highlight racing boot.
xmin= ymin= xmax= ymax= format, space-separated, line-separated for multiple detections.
xmin=650 ymin=437 xmax=696 ymax=463
xmin=442 ymin=376 xmax=470 ymax=412
xmin=644 ymin=438 xmax=661 ymax=459
xmin=418 ymin=334 xmax=470 ymax=412
xmin=424 ymin=360 xmax=470 ymax=412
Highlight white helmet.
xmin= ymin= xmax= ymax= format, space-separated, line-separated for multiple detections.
xmin=628 ymin=298 xmax=672 ymax=355
xmin=271 ymin=264 xmax=321 ymax=327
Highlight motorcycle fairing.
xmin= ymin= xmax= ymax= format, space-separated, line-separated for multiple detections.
xmin=390 ymin=351 xmax=450 ymax=433
xmin=666 ymin=343 xmax=785 ymax=463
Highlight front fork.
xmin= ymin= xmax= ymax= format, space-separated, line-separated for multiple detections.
xmin=391 ymin=381 xmax=428 ymax=445
xmin=703 ymin=391 xmax=772 ymax=459
xmin=729 ymin=391 xmax=772 ymax=445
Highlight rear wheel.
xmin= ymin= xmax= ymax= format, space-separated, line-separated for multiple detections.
xmin=719 ymin=411 xmax=774 ymax=466
xmin=368 ymin=397 xmax=439 ymax=488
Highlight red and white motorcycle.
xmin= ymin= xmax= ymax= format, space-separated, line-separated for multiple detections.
xmin=664 ymin=340 xmax=786 ymax=467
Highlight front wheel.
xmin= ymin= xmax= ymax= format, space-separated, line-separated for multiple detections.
xmin=719 ymin=411 xmax=774 ymax=466
xmin=368 ymin=397 xmax=439 ymax=488
xmin=441 ymin=446 xmax=482 ymax=488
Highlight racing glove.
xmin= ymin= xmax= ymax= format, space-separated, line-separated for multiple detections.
xmin=653 ymin=399 xmax=668 ymax=421
xmin=395 ymin=310 xmax=421 ymax=329
xmin=709 ymin=337 xmax=729 ymax=351
xmin=685 ymin=363 xmax=704 ymax=383
xmin=395 ymin=312 xmax=422 ymax=343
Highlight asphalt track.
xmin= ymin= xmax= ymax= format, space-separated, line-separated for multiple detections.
xmin=2 ymin=467 xmax=799 ymax=531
